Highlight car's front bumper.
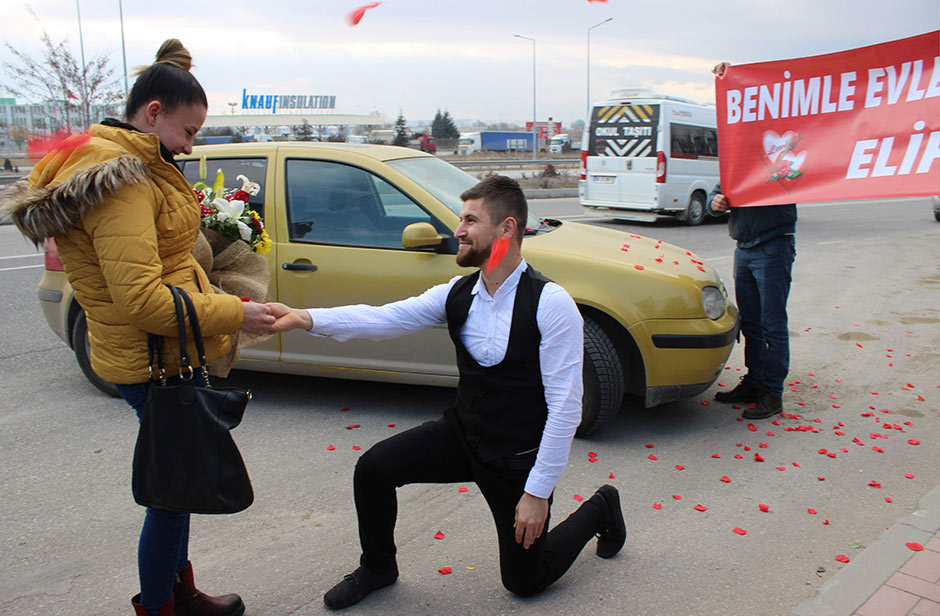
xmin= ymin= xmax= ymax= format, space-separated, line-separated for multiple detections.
xmin=630 ymin=307 xmax=740 ymax=407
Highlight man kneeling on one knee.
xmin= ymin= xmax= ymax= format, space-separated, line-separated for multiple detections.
xmin=267 ymin=175 xmax=627 ymax=610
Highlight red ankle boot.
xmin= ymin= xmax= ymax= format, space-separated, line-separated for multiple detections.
xmin=172 ymin=562 xmax=245 ymax=616
xmin=131 ymin=593 xmax=174 ymax=615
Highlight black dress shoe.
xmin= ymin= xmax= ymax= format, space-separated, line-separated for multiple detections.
xmin=323 ymin=565 xmax=398 ymax=610
xmin=743 ymin=392 xmax=783 ymax=419
xmin=593 ymin=485 xmax=627 ymax=558
xmin=715 ymin=377 xmax=764 ymax=403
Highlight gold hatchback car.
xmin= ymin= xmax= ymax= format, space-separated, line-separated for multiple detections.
xmin=37 ymin=142 xmax=738 ymax=435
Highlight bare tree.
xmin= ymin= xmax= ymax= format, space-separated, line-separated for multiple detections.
xmin=2 ymin=12 xmax=123 ymax=131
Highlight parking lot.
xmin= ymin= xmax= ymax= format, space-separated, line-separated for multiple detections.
xmin=0 ymin=196 xmax=937 ymax=615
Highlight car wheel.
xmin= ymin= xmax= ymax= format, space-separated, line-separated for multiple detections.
xmin=577 ymin=317 xmax=625 ymax=437
xmin=684 ymin=193 xmax=706 ymax=226
xmin=71 ymin=309 xmax=120 ymax=398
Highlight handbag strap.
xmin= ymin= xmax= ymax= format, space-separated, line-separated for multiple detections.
xmin=175 ymin=287 xmax=213 ymax=388
xmin=146 ymin=286 xmax=190 ymax=384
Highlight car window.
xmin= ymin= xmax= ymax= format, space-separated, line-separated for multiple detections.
xmin=669 ymin=123 xmax=718 ymax=159
xmin=285 ymin=159 xmax=442 ymax=248
xmin=180 ymin=157 xmax=268 ymax=220
xmin=389 ymin=157 xmax=541 ymax=230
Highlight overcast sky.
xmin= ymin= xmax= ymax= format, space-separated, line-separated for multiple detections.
xmin=2 ymin=0 xmax=938 ymax=126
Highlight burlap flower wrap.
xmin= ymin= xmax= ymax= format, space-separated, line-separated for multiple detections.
xmin=192 ymin=227 xmax=271 ymax=377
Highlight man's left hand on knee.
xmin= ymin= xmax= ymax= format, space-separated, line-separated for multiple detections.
xmin=514 ymin=493 xmax=549 ymax=549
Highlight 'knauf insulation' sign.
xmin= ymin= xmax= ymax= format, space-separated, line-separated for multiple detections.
xmin=241 ymin=90 xmax=336 ymax=114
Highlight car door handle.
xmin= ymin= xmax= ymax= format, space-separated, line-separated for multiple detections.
xmin=282 ymin=263 xmax=318 ymax=272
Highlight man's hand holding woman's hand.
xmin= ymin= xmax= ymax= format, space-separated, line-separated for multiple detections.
xmin=240 ymin=301 xmax=275 ymax=335
xmin=266 ymin=302 xmax=313 ymax=333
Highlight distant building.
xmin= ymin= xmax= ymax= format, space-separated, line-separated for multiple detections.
xmin=0 ymin=97 xmax=121 ymax=149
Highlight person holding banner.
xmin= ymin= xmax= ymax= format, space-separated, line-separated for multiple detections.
xmin=708 ymin=62 xmax=798 ymax=420
xmin=266 ymin=175 xmax=626 ymax=610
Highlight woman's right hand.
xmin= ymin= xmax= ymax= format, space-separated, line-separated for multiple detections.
xmin=240 ymin=301 xmax=275 ymax=335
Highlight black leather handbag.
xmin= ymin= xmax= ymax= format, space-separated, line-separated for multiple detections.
xmin=132 ymin=286 xmax=254 ymax=514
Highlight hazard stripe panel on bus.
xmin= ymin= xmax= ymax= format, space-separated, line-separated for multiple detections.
xmin=589 ymin=103 xmax=660 ymax=158
xmin=596 ymin=105 xmax=655 ymax=124
xmin=603 ymin=138 xmax=652 ymax=157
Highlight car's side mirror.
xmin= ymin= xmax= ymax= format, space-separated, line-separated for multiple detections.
xmin=401 ymin=222 xmax=443 ymax=248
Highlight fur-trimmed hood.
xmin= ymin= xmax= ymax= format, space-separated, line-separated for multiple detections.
xmin=0 ymin=155 xmax=151 ymax=245
xmin=0 ymin=124 xmax=170 ymax=245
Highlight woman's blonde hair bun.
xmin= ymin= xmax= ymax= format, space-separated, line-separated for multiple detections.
xmin=132 ymin=38 xmax=193 ymax=76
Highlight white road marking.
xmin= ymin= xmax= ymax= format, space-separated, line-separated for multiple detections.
xmin=0 ymin=264 xmax=44 ymax=272
xmin=0 ymin=253 xmax=42 ymax=260
xmin=817 ymin=240 xmax=846 ymax=245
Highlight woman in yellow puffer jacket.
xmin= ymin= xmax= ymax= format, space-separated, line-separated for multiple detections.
xmin=1 ymin=40 xmax=273 ymax=616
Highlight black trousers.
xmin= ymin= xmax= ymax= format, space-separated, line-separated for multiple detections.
xmin=353 ymin=412 xmax=603 ymax=596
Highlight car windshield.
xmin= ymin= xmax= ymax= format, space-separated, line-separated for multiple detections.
xmin=388 ymin=156 xmax=545 ymax=233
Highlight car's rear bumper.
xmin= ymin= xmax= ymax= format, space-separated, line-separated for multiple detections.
xmin=37 ymin=270 xmax=71 ymax=345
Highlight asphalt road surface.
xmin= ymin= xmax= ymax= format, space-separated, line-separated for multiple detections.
xmin=0 ymin=197 xmax=937 ymax=616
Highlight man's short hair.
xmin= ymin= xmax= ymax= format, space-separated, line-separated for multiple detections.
xmin=460 ymin=175 xmax=528 ymax=240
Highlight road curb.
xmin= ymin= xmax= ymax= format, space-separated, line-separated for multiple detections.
xmin=792 ymin=484 xmax=940 ymax=616
xmin=524 ymin=188 xmax=578 ymax=199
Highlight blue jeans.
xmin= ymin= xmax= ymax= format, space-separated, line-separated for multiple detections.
xmin=117 ymin=373 xmax=205 ymax=614
xmin=733 ymin=234 xmax=796 ymax=398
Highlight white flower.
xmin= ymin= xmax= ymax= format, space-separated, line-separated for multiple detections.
xmin=236 ymin=174 xmax=261 ymax=196
xmin=213 ymin=197 xmax=245 ymax=222
xmin=237 ymin=220 xmax=253 ymax=241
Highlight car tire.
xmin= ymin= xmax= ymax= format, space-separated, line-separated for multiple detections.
xmin=684 ymin=193 xmax=706 ymax=226
xmin=71 ymin=309 xmax=120 ymax=398
xmin=577 ymin=317 xmax=625 ymax=437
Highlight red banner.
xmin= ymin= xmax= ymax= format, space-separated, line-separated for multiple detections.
xmin=716 ymin=31 xmax=939 ymax=206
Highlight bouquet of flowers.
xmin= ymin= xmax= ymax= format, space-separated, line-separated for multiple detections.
xmin=192 ymin=163 xmax=271 ymax=254
xmin=190 ymin=157 xmax=272 ymax=376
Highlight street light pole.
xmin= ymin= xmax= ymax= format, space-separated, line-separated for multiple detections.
xmin=76 ymin=0 xmax=90 ymax=129
xmin=514 ymin=34 xmax=537 ymax=161
xmin=587 ymin=17 xmax=613 ymax=118
xmin=118 ymin=0 xmax=129 ymax=98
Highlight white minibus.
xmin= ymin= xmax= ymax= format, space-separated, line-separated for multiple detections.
xmin=579 ymin=89 xmax=720 ymax=225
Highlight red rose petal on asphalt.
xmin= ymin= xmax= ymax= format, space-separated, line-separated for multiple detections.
xmin=672 ymin=495 xmax=682 ymax=500
xmin=808 ymin=508 xmax=817 ymax=515
xmin=744 ymin=446 xmax=751 ymax=451
xmin=747 ymin=423 xmax=757 ymax=431
xmin=868 ymin=481 xmax=882 ymax=488
xmin=326 ymin=444 xmax=336 ymax=451
xmin=573 ymin=494 xmax=584 ymax=501
xmin=823 ymin=520 xmax=830 ymax=525
xmin=776 ymin=466 xmax=786 ymax=471
xmin=872 ymin=447 xmax=884 ymax=453
xmin=905 ymin=474 xmax=915 ymax=479
xmin=917 ymin=395 xmax=925 ymax=401
xmin=694 ymin=504 xmax=708 ymax=511
xmin=734 ymin=454 xmax=743 ymax=459
xmin=759 ymin=504 xmax=770 ymax=512
xmin=856 ymin=343 xmax=863 ymax=348
xmin=434 ymin=531 xmax=446 ymax=540
xmin=653 ymin=503 xmax=662 ymax=510
xmin=885 ymin=497 xmax=893 ymax=503
xmin=759 ymin=443 xmax=769 ymax=448
xmin=835 ymin=555 xmax=850 ymax=563
xmin=645 ymin=444 xmax=655 ymax=448
xmin=754 ymin=454 xmax=765 ymax=462
xmin=818 ymin=477 xmax=826 ymax=481
xmin=712 ymin=454 xmax=721 ymax=458
xmin=609 ymin=473 xmax=616 ymax=479
xmin=906 ymin=542 xmax=925 ymax=551
xmin=648 ymin=455 xmax=658 ymax=460
xmin=438 ymin=567 xmax=452 ymax=575
xmin=793 ymin=462 xmax=801 ymax=467
xmin=675 ymin=465 xmax=685 ymax=470
xmin=352 ymin=445 xmax=361 ymax=450
xmin=701 ymin=400 xmax=710 ymax=406
xmin=720 ymin=476 xmax=731 ymax=483
xmin=589 ymin=452 xmax=598 ymax=457
xmin=635 ymin=264 xmax=645 ymax=270
xmin=908 ymin=439 xmax=921 ymax=445
xmin=733 ymin=528 xmax=748 ymax=535
xmin=458 ymin=487 xmax=469 ymax=492
xmin=388 ymin=424 xmax=396 ymax=428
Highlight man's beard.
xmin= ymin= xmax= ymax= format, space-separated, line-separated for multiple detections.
xmin=456 ymin=240 xmax=491 ymax=268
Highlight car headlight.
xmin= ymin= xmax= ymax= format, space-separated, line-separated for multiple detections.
xmin=702 ymin=286 xmax=725 ymax=320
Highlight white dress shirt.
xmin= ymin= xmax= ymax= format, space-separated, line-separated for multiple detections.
xmin=306 ymin=258 xmax=583 ymax=498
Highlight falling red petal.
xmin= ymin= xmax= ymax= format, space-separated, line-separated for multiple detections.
xmin=485 ymin=235 xmax=511 ymax=275
xmin=347 ymin=2 xmax=382 ymax=26
xmin=26 ymin=131 xmax=92 ymax=161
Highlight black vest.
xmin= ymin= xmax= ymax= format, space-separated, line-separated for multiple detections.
xmin=445 ymin=267 xmax=550 ymax=462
